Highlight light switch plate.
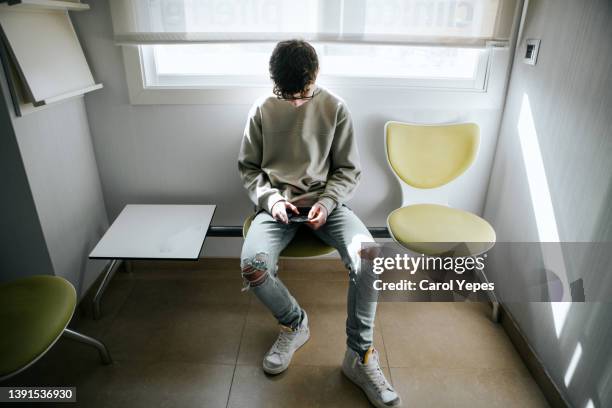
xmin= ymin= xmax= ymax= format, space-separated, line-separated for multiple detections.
xmin=524 ymin=39 xmax=541 ymax=65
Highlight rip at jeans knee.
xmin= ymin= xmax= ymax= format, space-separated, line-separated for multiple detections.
xmin=241 ymin=252 xmax=270 ymax=291
xmin=347 ymin=265 xmax=359 ymax=285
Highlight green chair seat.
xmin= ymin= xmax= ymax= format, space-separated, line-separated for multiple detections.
xmin=388 ymin=204 xmax=496 ymax=256
xmin=243 ymin=213 xmax=335 ymax=257
xmin=0 ymin=275 xmax=76 ymax=379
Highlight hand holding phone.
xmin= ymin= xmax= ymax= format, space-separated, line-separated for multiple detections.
xmin=271 ymin=201 xmax=299 ymax=224
xmin=306 ymin=203 xmax=328 ymax=230
xmin=288 ymin=207 xmax=311 ymax=223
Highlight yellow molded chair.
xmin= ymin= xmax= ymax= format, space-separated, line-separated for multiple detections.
xmin=243 ymin=213 xmax=335 ymax=257
xmin=385 ymin=121 xmax=498 ymax=318
xmin=0 ymin=275 xmax=112 ymax=382
xmin=385 ymin=121 xmax=496 ymax=255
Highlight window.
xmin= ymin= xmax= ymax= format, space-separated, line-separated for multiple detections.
xmin=112 ymin=0 xmax=517 ymax=102
xmin=142 ymin=43 xmax=489 ymax=90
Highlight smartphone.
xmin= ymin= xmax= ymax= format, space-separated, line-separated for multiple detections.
xmin=288 ymin=207 xmax=311 ymax=223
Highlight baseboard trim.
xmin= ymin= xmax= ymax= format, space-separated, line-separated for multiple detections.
xmin=499 ymin=304 xmax=570 ymax=408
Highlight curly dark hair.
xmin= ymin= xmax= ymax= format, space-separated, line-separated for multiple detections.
xmin=269 ymin=39 xmax=319 ymax=100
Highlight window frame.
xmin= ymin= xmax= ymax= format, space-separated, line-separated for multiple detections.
xmin=122 ymin=42 xmax=503 ymax=106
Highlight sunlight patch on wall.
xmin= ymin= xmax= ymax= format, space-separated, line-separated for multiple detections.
xmin=517 ymin=93 xmax=559 ymax=242
xmin=564 ymin=342 xmax=583 ymax=386
xmin=517 ymin=93 xmax=572 ymax=336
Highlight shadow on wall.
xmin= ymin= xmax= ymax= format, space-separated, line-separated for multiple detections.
xmin=591 ymin=177 xmax=612 ymax=242
xmin=556 ymin=303 xmax=612 ymax=408
xmin=487 ymin=90 xmax=612 ymax=407
xmin=519 ymin=90 xmax=612 ymax=408
xmin=571 ymin=178 xmax=612 ymax=406
xmin=361 ymin=113 xmax=403 ymax=219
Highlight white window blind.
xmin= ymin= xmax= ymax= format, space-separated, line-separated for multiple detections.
xmin=0 ymin=4 xmax=101 ymax=113
xmin=110 ymin=0 xmax=518 ymax=47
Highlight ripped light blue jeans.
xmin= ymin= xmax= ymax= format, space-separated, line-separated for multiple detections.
xmin=240 ymin=204 xmax=378 ymax=356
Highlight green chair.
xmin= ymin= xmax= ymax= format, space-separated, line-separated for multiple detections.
xmin=243 ymin=213 xmax=335 ymax=257
xmin=384 ymin=121 xmax=499 ymax=319
xmin=0 ymin=275 xmax=112 ymax=382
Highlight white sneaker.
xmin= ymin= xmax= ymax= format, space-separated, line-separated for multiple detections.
xmin=342 ymin=347 xmax=402 ymax=408
xmin=263 ymin=311 xmax=310 ymax=375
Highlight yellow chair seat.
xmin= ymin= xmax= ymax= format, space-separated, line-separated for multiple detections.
xmin=243 ymin=214 xmax=335 ymax=257
xmin=388 ymin=204 xmax=496 ymax=256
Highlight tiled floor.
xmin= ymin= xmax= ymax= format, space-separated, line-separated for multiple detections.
xmin=6 ymin=261 xmax=549 ymax=407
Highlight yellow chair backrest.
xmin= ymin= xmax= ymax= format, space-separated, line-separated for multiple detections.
xmin=385 ymin=121 xmax=479 ymax=189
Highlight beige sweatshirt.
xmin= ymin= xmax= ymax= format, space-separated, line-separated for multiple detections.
xmin=238 ymin=86 xmax=361 ymax=214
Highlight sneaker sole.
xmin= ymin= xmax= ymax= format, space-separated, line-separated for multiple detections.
xmin=262 ymin=329 xmax=310 ymax=375
xmin=341 ymin=362 xmax=402 ymax=408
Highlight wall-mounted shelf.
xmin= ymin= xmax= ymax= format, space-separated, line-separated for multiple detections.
xmin=3 ymin=0 xmax=89 ymax=12
xmin=41 ymin=83 xmax=102 ymax=105
xmin=0 ymin=0 xmax=100 ymax=116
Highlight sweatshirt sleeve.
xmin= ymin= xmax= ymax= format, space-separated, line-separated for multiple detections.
xmin=238 ymin=104 xmax=285 ymax=213
xmin=317 ymin=104 xmax=362 ymax=214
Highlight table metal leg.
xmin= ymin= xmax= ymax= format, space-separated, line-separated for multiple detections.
xmin=92 ymin=259 xmax=120 ymax=320
xmin=63 ymin=328 xmax=112 ymax=364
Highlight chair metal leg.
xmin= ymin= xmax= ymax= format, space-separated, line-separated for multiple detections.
xmin=92 ymin=259 xmax=120 ymax=320
xmin=62 ymin=328 xmax=112 ymax=364
xmin=474 ymin=266 xmax=501 ymax=323
xmin=491 ymin=300 xmax=501 ymax=323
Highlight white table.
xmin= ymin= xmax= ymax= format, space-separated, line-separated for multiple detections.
xmin=89 ymin=204 xmax=216 ymax=318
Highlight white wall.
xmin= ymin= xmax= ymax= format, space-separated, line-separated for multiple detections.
xmin=0 ymin=77 xmax=55 ymax=282
xmin=71 ymin=1 xmax=514 ymax=257
xmin=483 ymin=0 xmax=612 ymax=406
xmin=11 ymin=98 xmax=109 ymax=297
xmin=0 ymin=70 xmax=108 ymax=298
